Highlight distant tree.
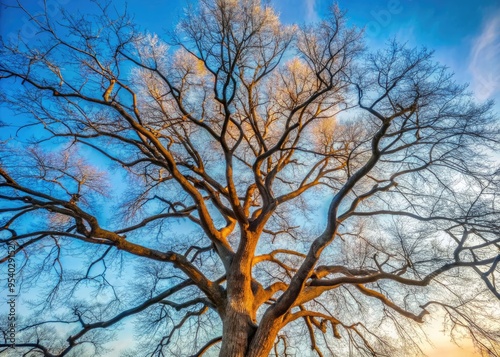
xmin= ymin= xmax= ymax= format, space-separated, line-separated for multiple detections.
xmin=1 ymin=0 xmax=499 ymax=356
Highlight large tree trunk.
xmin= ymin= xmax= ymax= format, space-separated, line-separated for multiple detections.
xmin=246 ymin=313 xmax=282 ymax=357
xmin=219 ymin=234 xmax=259 ymax=357
xmin=220 ymin=310 xmax=281 ymax=357
xmin=219 ymin=307 xmax=257 ymax=356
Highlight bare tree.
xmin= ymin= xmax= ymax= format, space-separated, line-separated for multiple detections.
xmin=1 ymin=0 xmax=499 ymax=356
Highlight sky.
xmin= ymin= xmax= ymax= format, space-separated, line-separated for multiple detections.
xmin=118 ymin=0 xmax=500 ymax=104
xmin=1 ymin=0 xmax=499 ymax=356
xmin=1 ymin=0 xmax=499 ymax=103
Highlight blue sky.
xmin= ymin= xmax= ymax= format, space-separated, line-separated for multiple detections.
xmin=1 ymin=0 xmax=499 ymax=103
xmin=122 ymin=0 xmax=500 ymax=104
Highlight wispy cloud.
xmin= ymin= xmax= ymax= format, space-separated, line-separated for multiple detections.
xmin=305 ymin=0 xmax=319 ymax=23
xmin=469 ymin=13 xmax=500 ymax=101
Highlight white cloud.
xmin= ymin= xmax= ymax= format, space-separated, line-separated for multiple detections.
xmin=305 ymin=0 xmax=319 ymax=23
xmin=469 ymin=13 xmax=500 ymax=101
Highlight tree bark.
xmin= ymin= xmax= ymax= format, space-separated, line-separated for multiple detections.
xmin=246 ymin=314 xmax=282 ymax=357
xmin=219 ymin=230 xmax=259 ymax=357
xmin=219 ymin=304 xmax=257 ymax=356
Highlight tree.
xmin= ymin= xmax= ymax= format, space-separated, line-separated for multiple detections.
xmin=1 ymin=0 xmax=499 ymax=356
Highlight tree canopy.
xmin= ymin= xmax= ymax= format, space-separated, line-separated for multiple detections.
xmin=1 ymin=0 xmax=499 ymax=356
